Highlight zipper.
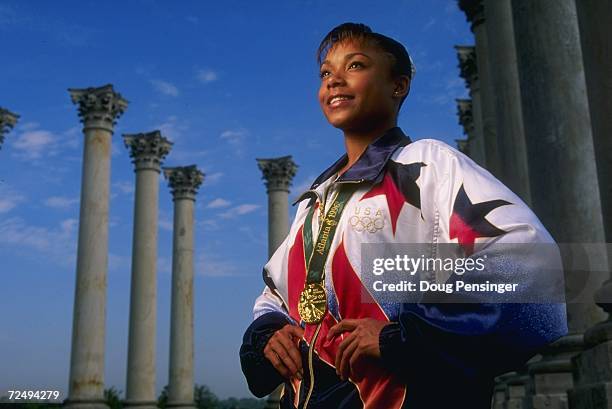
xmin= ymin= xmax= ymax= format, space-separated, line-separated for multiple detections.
xmin=302 ymin=177 xmax=363 ymax=409
xmin=302 ymin=322 xmax=322 ymax=409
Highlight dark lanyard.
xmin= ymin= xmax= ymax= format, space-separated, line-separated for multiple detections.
xmin=302 ymin=183 xmax=359 ymax=284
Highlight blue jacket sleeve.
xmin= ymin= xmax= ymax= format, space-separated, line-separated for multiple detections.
xmin=239 ymin=311 xmax=292 ymax=397
xmin=379 ymin=302 xmax=567 ymax=380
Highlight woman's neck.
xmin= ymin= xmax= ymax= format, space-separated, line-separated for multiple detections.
xmin=338 ymin=122 xmax=397 ymax=175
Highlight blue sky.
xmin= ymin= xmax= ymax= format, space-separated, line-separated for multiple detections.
xmin=0 ymin=0 xmax=471 ymax=400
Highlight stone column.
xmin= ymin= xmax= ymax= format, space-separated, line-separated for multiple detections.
xmin=0 ymin=107 xmax=19 ymax=150
xmin=456 ymin=98 xmax=473 ymax=157
xmin=567 ymin=2 xmax=612 ymax=407
xmin=455 ymin=45 xmax=486 ymax=167
xmin=256 ymin=156 xmax=298 ymax=258
xmin=256 ymin=156 xmax=297 ymax=409
xmin=123 ymin=131 xmax=172 ymax=409
xmin=65 ymin=84 xmax=128 ymax=409
xmin=458 ymin=0 xmax=502 ymax=178
xmin=511 ymin=1 xmax=608 ymax=407
xmin=483 ymin=0 xmax=531 ymax=205
xmin=163 ymin=165 xmax=204 ymax=409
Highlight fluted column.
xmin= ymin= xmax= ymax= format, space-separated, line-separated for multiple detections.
xmin=0 ymin=107 xmax=19 ymax=150
xmin=256 ymin=156 xmax=298 ymax=258
xmin=123 ymin=131 xmax=172 ymax=409
xmin=484 ymin=0 xmax=531 ymax=204
xmin=455 ymin=45 xmax=486 ymax=166
xmin=455 ymin=98 xmax=473 ymax=157
xmin=511 ymin=1 xmax=608 ymax=407
xmin=567 ymin=2 xmax=612 ymax=407
xmin=256 ymin=156 xmax=297 ymax=409
xmin=458 ymin=0 xmax=502 ymax=177
xmin=164 ymin=165 xmax=204 ymax=409
xmin=65 ymin=84 xmax=128 ymax=409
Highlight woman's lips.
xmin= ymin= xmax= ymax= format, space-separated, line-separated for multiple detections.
xmin=328 ymin=95 xmax=354 ymax=108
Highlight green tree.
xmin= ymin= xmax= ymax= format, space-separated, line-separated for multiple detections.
xmin=104 ymin=386 xmax=123 ymax=409
xmin=194 ymin=384 xmax=220 ymax=409
xmin=157 ymin=385 xmax=169 ymax=409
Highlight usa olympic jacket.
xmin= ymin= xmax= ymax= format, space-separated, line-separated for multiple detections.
xmin=240 ymin=127 xmax=567 ymax=408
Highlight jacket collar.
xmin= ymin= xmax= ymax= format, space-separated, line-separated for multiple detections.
xmin=312 ymin=126 xmax=411 ymax=187
xmin=293 ymin=127 xmax=411 ymax=205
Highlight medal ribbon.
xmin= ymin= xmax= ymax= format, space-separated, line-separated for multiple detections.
xmin=303 ymin=183 xmax=359 ymax=284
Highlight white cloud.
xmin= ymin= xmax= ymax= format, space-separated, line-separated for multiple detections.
xmin=219 ymin=203 xmax=260 ymax=219
xmin=207 ymin=198 xmax=231 ymax=209
xmin=10 ymin=123 xmax=81 ymax=160
xmin=0 ymin=185 xmax=26 ymax=213
xmin=423 ymin=18 xmax=436 ymax=31
xmin=197 ymin=69 xmax=218 ymax=83
xmin=205 ymin=172 xmax=223 ymax=184
xmin=0 ymin=217 xmax=77 ymax=267
xmin=154 ymin=116 xmax=188 ymax=141
xmin=220 ymin=129 xmax=247 ymax=157
xmin=113 ymin=181 xmax=135 ymax=195
xmin=108 ymin=253 xmax=130 ymax=272
xmin=12 ymin=129 xmax=55 ymax=158
xmin=151 ymin=79 xmax=179 ymax=97
xmin=195 ymin=252 xmax=241 ymax=277
xmin=159 ymin=217 xmax=173 ymax=232
xmin=44 ymin=196 xmax=79 ymax=209
xmin=60 ymin=218 xmax=78 ymax=234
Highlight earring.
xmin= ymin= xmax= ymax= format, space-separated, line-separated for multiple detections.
xmin=393 ymin=91 xmax=399 ymax=96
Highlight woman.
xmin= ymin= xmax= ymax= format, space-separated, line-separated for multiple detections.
xmin=240 ymin=22 xmax=567 ymax=408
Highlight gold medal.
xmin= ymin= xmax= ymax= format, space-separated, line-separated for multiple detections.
xmin=298 ymin=282 xmax=328 ymax=324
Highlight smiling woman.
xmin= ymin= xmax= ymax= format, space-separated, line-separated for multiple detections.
xmin=239 ymin=22 xmax=567 ymax=409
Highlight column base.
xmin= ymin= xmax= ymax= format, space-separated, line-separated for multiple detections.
xmin=506 ymin=372 xmax=529 ymax=409
xmin=524 ymin=334 xmax=584 ymax=409
xmin=492 ymin=372 xmax=515 ymax=409
xmin=122 ymin=399 xmax=159 ymax=409
xmin=569 ymin=338 xmax=612 ymax=408
xmin=165 ymin=400 xmax=196 ymax=409
xmin=63 ymin=398 xmax=109 ymax=409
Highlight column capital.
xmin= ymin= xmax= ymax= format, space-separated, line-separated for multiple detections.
xmin=163 ymin=165 xmax=204 ymax=201
xmin=123 ymin=130 xmax=172 ymax=172
xmin=0 ymin=107 xmax=19 ymax=149
xmin=256 ymin=156 xmax=298 ymax=192
xmin=455 ymin=45 xmax=478 ymax=89
xmin=456 ymin=98 xmax=474 ymax=136
xmin=68 ymin=84 xmax=128 ymax=132
xmin=458 ymin=0 xmax=484 ymax=30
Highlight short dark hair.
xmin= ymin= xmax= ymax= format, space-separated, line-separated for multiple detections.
xmin=317 ymin=22 xmax=416 ymax=109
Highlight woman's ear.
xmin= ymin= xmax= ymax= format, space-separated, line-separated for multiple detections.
xmin=393 ymin=76 xmax=411 ymax=98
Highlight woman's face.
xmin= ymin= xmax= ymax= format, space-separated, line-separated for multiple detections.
xmin=318 ymin=39 xmax=399 ymax=132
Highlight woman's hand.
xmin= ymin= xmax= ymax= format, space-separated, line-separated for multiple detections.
xmin=264 ymin=324 xmax=304 ymax=380
xmin=327 ymin=318 xmax=391 ymax=381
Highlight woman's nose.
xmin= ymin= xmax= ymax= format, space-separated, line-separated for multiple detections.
xmin=327 ymin=72 xmax=346 ymax=88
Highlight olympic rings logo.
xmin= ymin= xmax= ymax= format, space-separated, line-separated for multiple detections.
xmin=349 ymin=214 xmax=385 ymax=233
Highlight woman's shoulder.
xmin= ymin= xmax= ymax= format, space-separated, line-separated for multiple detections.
xmin=394 ymin=138 xmax=467 ymax=165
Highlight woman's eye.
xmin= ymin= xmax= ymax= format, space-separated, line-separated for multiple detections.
xmin=348 ymin=61 xmax=364 ymax=69
xmin=319 ymin=70 xmax=330 ymax=79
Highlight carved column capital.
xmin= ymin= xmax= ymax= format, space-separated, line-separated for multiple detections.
xmin=455 ymin=45 xmax=479 ymax=89
xmin=163 ymin=165 xmax=204 ymax=201
xmin=456 ymin=98 xmax=474 ymax=135
xmin=68 ymin=84 xmax=128 ymax=132
xmin=256 ymin=156 xmax=298 ymax=193
xmin=123 ymin=130 xmax=172 ymax=172
xmin=458 ymin=0 xmax=485 ymax=30
xmin=0 ymin=108 xmax=19 ymax=149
